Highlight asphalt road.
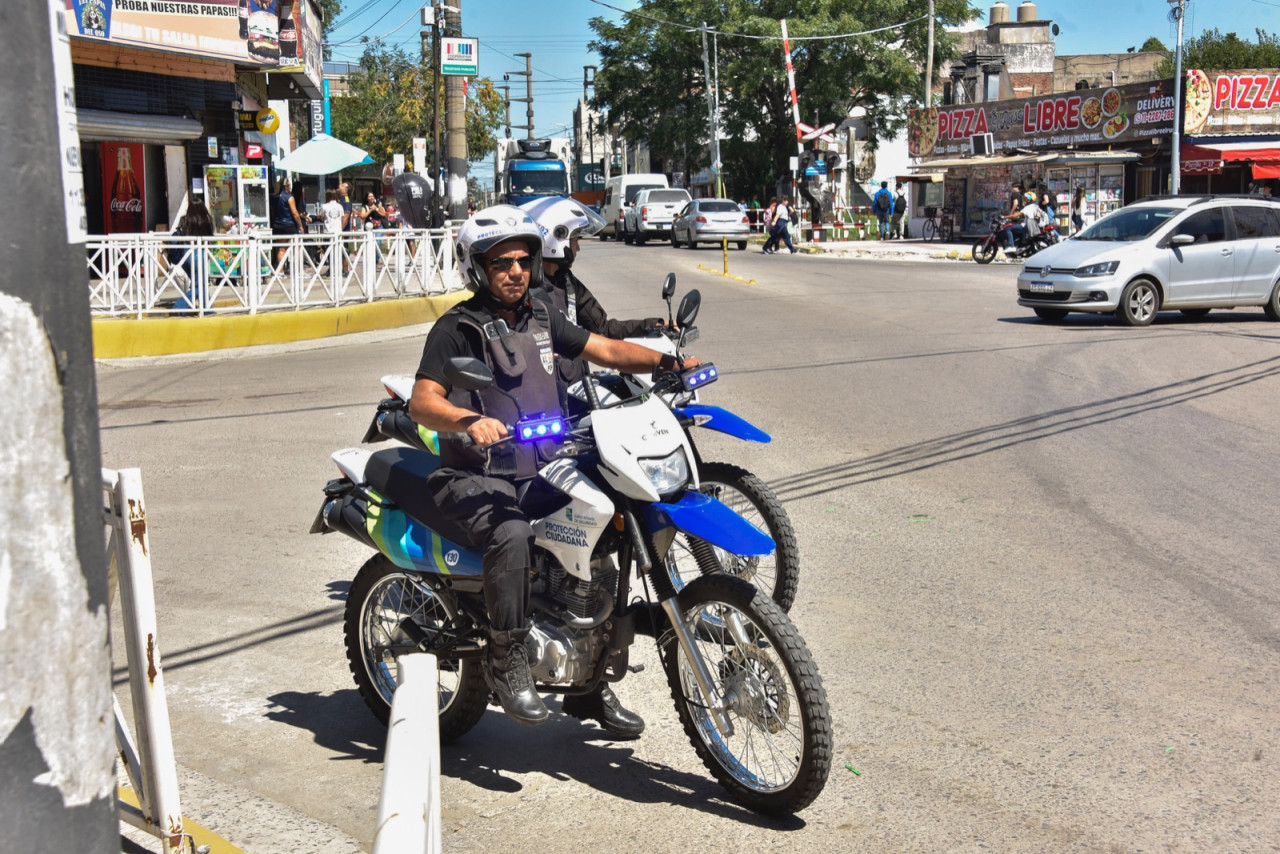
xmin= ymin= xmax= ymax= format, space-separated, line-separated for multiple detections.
xmin=97 ymin=240 xmax=1280 ymax=853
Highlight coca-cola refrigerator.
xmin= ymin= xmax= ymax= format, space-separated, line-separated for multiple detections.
xmin=102 ymin=142 xmax=145 ymax=234
xmin=204 ymin=165 xmax=270 ymax=233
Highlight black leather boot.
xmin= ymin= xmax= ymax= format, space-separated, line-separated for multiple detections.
xmin=562 ymin=685 xmax=645 ymax=738
xmin=485 ymin=628 xmax=548 ymax=726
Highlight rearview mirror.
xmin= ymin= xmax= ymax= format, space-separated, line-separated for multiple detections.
xmin=1170 ymin=233 xmax=1196 ymax=247
xmin=676 ymin=289 xmax=701 ymax=329
xmin=444 ymin=357 xmax=494 ymax=391
xmin=661 ymin=273 xmax=677 ymax=300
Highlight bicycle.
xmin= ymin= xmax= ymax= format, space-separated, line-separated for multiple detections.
xmin=921 ymin=206 xmax=954 ymax=242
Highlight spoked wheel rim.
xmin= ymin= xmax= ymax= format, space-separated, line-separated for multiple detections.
xmin=674 ymin=599 xmax=805 ymax=793
xmin=359 ymin=571 xmax=464 ymax=715
xmin=1126 ymin=283 xmax=1157 ymax=323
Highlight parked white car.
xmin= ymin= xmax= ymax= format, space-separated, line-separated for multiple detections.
xmin=671 ymin=199 xmax=751 ymax=250
xmin=623 ymin=188 xmax=692 ymax=245
xmin=1016 ymin=195 xmax=1280 ymax=326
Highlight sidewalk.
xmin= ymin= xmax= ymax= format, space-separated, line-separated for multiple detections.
xmin=749 ymin=232 xmax=1017 ymax=262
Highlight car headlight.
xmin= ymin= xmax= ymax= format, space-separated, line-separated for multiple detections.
xmin=637 ymin=447 xmax=690 ymax=497
xmin=1074 ymin=260 xmax=1119 ymax=278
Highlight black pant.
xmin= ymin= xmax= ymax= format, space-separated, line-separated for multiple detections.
xmin=426 ymin=468 xmax=533 ymax=632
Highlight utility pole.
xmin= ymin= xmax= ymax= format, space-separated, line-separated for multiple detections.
xmin=429 ymin=2 xmax=442 ymax=225
xmin=2 ymin=4 xmax=115 ymax=850
xmin=443 ymin=1 xmax=466 ymax=220
xmin=925 ymin=0 xmax=935 ymax=107
xmin=509 ymin=52 xmax=533 ymax=138
xmin=1170 ymin=0 xmax=1187 ymax=193
xmin=700 ymin=24 xmax=722 ymax=196
xmin=498 ymin=83 xmax=511 ymax=138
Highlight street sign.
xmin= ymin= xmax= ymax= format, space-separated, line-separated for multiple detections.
xmin=797 ymin=121 xmax=838 ymax=143
xmin=441 ymin=37 xmax=478 ymax=76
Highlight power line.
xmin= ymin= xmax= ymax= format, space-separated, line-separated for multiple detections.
xmin=586 ymin=0 xmax=928 ymax=41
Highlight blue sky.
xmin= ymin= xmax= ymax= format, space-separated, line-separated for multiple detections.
xmin=323 ymin=0 xmax=1276 ymax=182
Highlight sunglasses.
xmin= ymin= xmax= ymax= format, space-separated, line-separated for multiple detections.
xmin=487 ymin=254 xmax=533 ymax=272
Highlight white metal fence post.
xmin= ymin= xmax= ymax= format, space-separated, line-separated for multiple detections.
xmin=372 ymin=653 xmax=441 ymax=854
xmin=103 ymin=467 xmax=190 ymax=854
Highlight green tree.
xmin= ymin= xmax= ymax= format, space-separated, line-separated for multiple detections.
xmin=1140 ymin=37 xmax=1167 ymax=53
xmin=589 ymin=0 xmax=975 ymax=198
xmin=1156 ymin=28 xmax=1280 ymax=76
xmin=329 ymin=41 xmax=506 ymax=169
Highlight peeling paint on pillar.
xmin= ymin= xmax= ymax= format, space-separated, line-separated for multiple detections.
xmin=0 ymin=292 xmax=114 ymax=807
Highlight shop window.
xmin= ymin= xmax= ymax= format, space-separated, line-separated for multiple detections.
xmin=1173 ymin=209 xmax=1227 ymax=244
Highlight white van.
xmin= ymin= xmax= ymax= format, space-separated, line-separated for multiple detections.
xmin=599 ymin=173 xmax=668 ymax=240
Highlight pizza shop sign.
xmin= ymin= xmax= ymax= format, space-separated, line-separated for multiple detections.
xmin=1183 ymin=69 xmax=1280 ymax=136
xmin=909 ymin=78 xmax=1176 ymax=160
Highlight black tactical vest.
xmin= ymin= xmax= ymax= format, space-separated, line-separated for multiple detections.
xmin=535 ymin=273 xmax=588 ymax=392
xmin=440 ymin=300 xmax=563 ymax=479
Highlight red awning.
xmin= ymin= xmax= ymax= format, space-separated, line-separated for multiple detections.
xmin=1180 ymin=143 xmax=1223 ymax=174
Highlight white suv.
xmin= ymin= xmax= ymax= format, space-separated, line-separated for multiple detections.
xmin=1016 ymin=195 xmax=1280 ymax=325
xmin=623 ymin=188 xmax=692 ymax=245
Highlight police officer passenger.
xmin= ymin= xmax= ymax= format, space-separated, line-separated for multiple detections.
xmin=408 ymin=205 xmax=696 ymax=731
xmin=520 ymin=197 xmax=663 ymax=396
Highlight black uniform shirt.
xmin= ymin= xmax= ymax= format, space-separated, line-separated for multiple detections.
xmin=540 ymin=268 xmax=660 ymax=340
xmin=415 ymin=292 xmax=590 ymax=393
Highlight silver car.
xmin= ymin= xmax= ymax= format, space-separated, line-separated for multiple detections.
xmin=670 ymin=199 xmax=750 ymax=250
xmin=1016 ymin=195 xmax=1280 ymax=326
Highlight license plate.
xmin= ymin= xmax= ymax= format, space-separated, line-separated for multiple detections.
xmin=1029 ymin=281 xmax=1054 ymax=293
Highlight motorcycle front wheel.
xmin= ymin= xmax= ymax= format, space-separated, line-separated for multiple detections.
xmin=664 ymin=462 xmax=800 ymax=612
xmin=660 ymin=575 xmax=831 ymax=815
xmin=344 ymin=554 xmax=489 ymax=742
xmin=972 ymin=238 xmax=997 ymax=264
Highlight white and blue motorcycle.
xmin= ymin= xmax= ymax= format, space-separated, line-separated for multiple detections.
xmin=313 ymin=311 xmax=831 ymax=814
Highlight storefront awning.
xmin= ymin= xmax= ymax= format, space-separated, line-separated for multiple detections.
xmin=896 ymin=172 xmax=945 ymax=183
xmin=1183 ymin=141 xmax=1280 ymax=179
xmin=76 ymin=109 xmax=205 ymax=145
xmin=1180 ymin=143 xmax=1224 ymax=175
xmin=911 ymin=151 xmax=1138 ymax=170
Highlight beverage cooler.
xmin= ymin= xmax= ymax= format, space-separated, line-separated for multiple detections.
xmin=1048 ymin=164 xmax=1126 ymax=230
xmin=204 ymin=165 xmax=270 ymax=233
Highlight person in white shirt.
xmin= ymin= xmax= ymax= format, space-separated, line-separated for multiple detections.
xmin=1003 ymin=191 xmax=1047 ymax=250
xmin=322 ymin=189 xmax=349 ymax=274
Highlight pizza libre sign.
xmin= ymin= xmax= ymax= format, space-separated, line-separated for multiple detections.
xmin=909 ymin=78 xmax=1177 ymax=160
xmin=1183 ymin=69 xmax=1280 ymax=136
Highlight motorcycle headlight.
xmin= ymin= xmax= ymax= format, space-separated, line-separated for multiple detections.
xmin=637 ymin=447 xmax=690 ymax=497
xmin=1074 ymin=260 xmax=1119 ymax=278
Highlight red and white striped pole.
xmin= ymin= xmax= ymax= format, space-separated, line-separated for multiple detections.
xmin=780 ymin=19 xmax=804 ymax=157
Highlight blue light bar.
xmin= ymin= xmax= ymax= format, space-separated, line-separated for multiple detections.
xmin=515 ymin=414 xmax=565 ymax=442
xmin=680 ymin=363 xmax=718 ymax=392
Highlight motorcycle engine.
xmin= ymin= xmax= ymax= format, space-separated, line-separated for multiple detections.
xmin=525 ymin=555 xmax=619 ymax=685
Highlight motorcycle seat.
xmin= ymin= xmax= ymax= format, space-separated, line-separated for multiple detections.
xmin=364 ymin=446 xmax=450 ymax=532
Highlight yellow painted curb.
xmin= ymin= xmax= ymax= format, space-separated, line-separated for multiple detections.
xmin=117 ymin=786 xmax=243 ymax=854
xmin=92 ymin=292 xmax=467 ymax=359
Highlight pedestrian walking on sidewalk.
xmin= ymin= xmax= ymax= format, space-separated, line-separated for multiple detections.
xmin=873 ymin=181 xmax=893 ymax=239
xmin=889 ymin=184 xmax=907 ymax=239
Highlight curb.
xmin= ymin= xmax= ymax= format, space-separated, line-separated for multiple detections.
xmin=92 ymin=292 xmax=467 ymax=359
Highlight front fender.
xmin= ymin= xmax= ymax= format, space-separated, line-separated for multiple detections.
xmin=644 ymin=491 xmax=774 ymax=557
xmin=677 ymin=403 xmax=771 ymax=443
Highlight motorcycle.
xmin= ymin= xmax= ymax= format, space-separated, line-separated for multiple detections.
xmin=972 ymin=214 xmax=1060 ymax=264
xmin=312 ymin=289 xmax=831 ymax=814
xmin=363 ymin=274 xmax=801 ymax=613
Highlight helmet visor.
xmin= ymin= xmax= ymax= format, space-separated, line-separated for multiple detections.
xmin=572 ymin=204 xmax=608 ymax=237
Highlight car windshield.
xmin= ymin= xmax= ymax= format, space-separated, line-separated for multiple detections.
xmin=624 ymin=184 xmax=665 ymax=204
xmin=698 ymin=201 xmax=740 ymax=213
xmin=1076 ymin=206 xmax=1178 ymax=241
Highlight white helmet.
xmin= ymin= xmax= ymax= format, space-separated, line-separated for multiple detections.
xmin=519 ymin=197 xmax=606 ymax=266
xmin=455 ymin=204 xmax=544 ymax=293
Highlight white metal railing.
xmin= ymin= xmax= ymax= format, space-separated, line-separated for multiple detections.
xmin=88 ymin=227 xmax=462 ymax=318
xmin=372 ymin=654 xmax=442 ymax=854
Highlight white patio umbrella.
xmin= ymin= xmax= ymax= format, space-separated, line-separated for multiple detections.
xmin=273 ymin=133 xmax=375 ymax=175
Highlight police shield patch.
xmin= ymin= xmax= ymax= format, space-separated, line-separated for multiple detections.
xmin=536 ymin=331 xmax=554 ymax=374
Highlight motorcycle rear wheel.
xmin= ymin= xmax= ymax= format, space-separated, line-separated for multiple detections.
xmin=660 ymin=575 xmax=831 ymax=815
xmin=344 ymin=554 xmax=489 ymax=742
xmin=665 ymin=462 xmax=800 ymax=612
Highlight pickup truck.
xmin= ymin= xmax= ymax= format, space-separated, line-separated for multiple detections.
xmin=623 ymin=188 xmax=692 ymax=245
